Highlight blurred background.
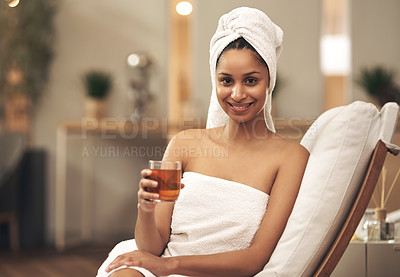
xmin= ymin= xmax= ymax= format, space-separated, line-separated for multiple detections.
xmin=0 ymin=0 xmax=399 ymax=275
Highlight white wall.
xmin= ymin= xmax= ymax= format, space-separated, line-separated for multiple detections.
xmin=32 ymin=0 xmax=169 ymax=244
xmin=351 ymin=0 xmax=400 ymax=102
xmin=193 ymin=0 xmax=323 ymax=121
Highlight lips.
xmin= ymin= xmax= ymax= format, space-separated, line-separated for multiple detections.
xmin=227 ymin=102 xmax=254 ymax=113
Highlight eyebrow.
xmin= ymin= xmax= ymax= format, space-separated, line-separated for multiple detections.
xmin=244 ymin=71 xmax=261 ymax=76
xmin=218 ymin=71 xmax=261 ymax=76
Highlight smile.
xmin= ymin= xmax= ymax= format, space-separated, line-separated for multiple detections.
xmin=227 ymin=102 xmax=254 ymax=112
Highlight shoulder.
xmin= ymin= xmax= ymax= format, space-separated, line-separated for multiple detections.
xmin=274 ymin=139 xmax=309 ymax=176
xmin=163 ymin=128 xmax=208 ymax=162
xmin=267 ymin=139 xmax=309 ymax=199
xmin=268 ymin=133 xmax=309 ymax=157
xmin=168 ymin=127 xmax=224 ymax=146
xmin=164 ymin=127 xmax=226 ymax=167
xmin=281 ymin=139 xmax=309 ymax=160
xmin=168 ymin=128 xmax=207 ymax=146
xmin=264 ymin=136 xmax=309 ymax=168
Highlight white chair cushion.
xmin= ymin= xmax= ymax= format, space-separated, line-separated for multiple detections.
xmin=257 ymin=101 xmax=394 ymax=277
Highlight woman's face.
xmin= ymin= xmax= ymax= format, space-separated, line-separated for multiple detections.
xmin=215 ymin=48 xmax=269 ymax=124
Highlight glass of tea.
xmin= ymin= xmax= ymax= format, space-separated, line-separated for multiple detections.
xmin=147 ymin=160 xmax=182 ymax=202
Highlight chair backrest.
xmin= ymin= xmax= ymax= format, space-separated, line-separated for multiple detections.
xmin=256 ymin=101 xmax=399 ymax=277
xmin=313 ymin=139 xmax=390 ymax=276
xmin=0 ymin=132 xmax=26 ymax=187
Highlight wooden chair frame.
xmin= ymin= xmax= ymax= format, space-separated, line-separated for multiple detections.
xmin=314 ymin=140 xmax=392 ymax=276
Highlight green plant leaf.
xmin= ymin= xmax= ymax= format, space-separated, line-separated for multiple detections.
xmin=82 ymin=71 xmax=113 ymax=99
xmin=355 ymin=66 xmax=396 ymax=96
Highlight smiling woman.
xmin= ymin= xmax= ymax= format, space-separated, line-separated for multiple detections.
xmin=97 ymin=7 xmax=309 ymax=277
xmin=215 ymin=39 xmax=269 ymax=127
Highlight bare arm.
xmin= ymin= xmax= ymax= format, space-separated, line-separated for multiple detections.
xmin=134 ymin=186 xmax=175 ymax=255
xmin=134 ymin=132 xmax=188 ymax=255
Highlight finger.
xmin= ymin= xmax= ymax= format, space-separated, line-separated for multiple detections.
xmin=141 ymin=169 xmax=152 ymax=178
xmin=139 ymin=178 xmax=158 ymax=190
xmin=138 ymin=190 xmax=159 ymax=201
xmin=106 ymin=255 xmax=125 ymax=272
xmin=180 ymin=183 xmax=185 ymax=189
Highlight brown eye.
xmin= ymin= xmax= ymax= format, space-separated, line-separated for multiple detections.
xmin=245 ymin=78 xmax=257 ymax=85
xmin=221 ymin=78 xmax=232 ymax=86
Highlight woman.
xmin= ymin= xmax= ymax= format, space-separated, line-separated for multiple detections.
xmin=98 ymin=7 xmax=309 ymax=277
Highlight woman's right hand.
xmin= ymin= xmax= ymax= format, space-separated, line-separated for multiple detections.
xmin=137 ymin=169 xmax=159 ymax=213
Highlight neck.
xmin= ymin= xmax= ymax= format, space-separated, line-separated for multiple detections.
xmin=223 ymin=115 xmax=273 ymax=144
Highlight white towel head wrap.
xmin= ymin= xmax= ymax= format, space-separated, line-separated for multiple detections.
xmin=206 ymin=7 xmax=283 ymax=133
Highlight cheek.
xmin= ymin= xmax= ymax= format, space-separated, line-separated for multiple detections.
xmin=258 ymin=89 xmax=267 ymax=102
xmin=216 ymin=87 xmax=225 ymax=105
xmin=216 ymin=85 xmax=230 ymax=99
xmin=248 ymin=86 xmax=266 ymax=98
xmin=216 ymin=86 xmax=231 ymax=111
xmin=249 ymin=87 xmax=267 ymax=111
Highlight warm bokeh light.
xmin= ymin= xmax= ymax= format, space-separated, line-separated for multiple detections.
xmin=6 ymin=68 xmax=23 ymax=85
xmin=7 ymin=0 xmax=20 ymax=8
xmin=320 ymin=34 xmax=351 ymax=75
xmin=127 ymin=53 xmax=151 ymax=68
xmin=127 ymin=54 xmax=140 ymax=67
xmin=176 ymin=1 xmax=192 ymax=16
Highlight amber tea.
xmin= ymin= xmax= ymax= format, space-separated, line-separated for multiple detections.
xmin=147 ymin=161 xmax=181 ymax=202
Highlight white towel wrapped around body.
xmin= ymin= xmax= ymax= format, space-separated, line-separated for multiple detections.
xmin=97 ymin=171 xmax=269 ymax=277
xmin=164 ymin=172 xmax=269 ymax=256
xmin=207 ymin=7 xmax=283 ymax=133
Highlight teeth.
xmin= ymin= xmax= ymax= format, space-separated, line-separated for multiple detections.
xmin=232 ymin=103 xmax=251 ymax=109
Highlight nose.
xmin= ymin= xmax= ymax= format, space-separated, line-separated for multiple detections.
xmin=231 ymin=84 xmax=246 ymax=102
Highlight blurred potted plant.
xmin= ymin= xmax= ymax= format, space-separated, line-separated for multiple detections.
xmin=0 ymin=0 xmax=57 ymax=134
xmin=356 ymin=66 xmax=400 ymax=107
xmin=82 ymin=70 xmax=113 ymax=119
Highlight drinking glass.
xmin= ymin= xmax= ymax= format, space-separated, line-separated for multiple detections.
xmin=147 ymin=160 xmax=182 ymax=202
